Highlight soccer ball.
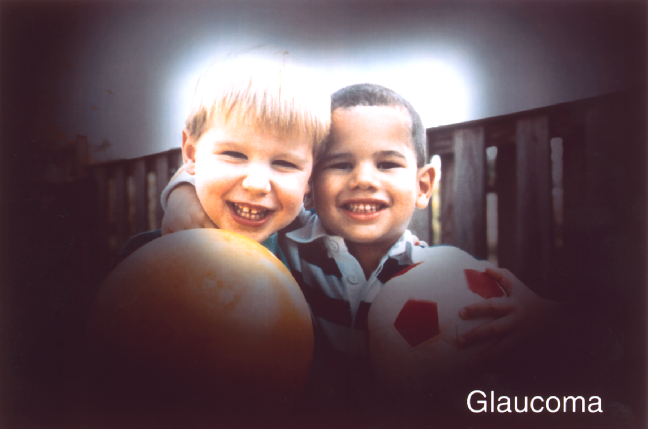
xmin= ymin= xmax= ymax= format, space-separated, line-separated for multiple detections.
xmin=367 ymin=246 xmax=505 ymax=388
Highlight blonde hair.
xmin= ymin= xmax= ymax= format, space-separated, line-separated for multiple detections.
xmin=185 ymin=48 xmax=331 ymax=159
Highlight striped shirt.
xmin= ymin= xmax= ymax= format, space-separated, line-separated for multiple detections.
xmin=282 ymin=210 xmax=439 ymax=357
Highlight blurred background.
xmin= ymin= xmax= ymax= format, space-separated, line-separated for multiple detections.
xmin=1 ymin=0 xmax=643 ymax=162
xmin=1 ymin=0 xmax=646 ymax=427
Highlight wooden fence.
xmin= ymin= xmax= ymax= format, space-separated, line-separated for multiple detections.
xmin=86 ymin=149 xmax=184 ymax=281
xmin=427 ymin=90 xmax=645 ymax=300
xmin=75 ymin=89 xmax=643 ymax=301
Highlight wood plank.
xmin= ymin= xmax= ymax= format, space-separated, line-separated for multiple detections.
xmin=428 ymin=136 xmax=454 ymax=156
xmin=409 ymin=206 xmax=431 ymax=246
xmin=91 ymin=165 xmax=110 ymax=281
xmin=562 ymin=98 xmax=626 ymax=301
xmin=439 ymin=153 xmax=455 ymax=245
xmin=559 ymin=114 xmax=591 ymax=302
xmin=131 ymin=159 xmax=148 ymax=234
xmin=154 ymin=154 xmax=170 ymax=229
xmin=495 ymin=145 xmax=517 ymax=271
xmin=74 ymin=135 xmax=89 ymax=179
xmin=169 ymin=148 xmax=183 ymax=173
xmin=514 ymin=115 xmax=552 ymax=295
xmin=485 ymin=120 xmax=515 ymax=147
xmin=452 ymin=126 xmax=487 ymax=259
xmin=112 ymin=163 xmax=128 ymax=255
xmin=72 ymin=178 xmax=92 ymax=307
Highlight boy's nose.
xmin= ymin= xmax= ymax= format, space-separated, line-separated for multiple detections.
xmin=349 ymin=163 xmax=379 ymax=190
xmin=242 ymin=168 xmax=271 ymax=194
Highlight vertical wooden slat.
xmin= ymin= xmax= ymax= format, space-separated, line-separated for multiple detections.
xmin=113 ymin=163 xmax=128 ymax=254
xmin=583 ymin=102 xmax=616 ymax=237
xmin=561 ymin=98 xmax=626 ymax=302
xmin=131 ymin=159 xmax=148 ymax=234
xmin=439 ymin=153 xmax=455 ymax=245
xmin=561 ymin=123 xmax=586 ymax=253
xmin=409 ymin=206 xmax=431 ymax=245
xmin=452 ymin=127 xmax=487 ymax=259
xmin=74 ymin=134 xmax=89 ymax=179
xmin=560 ymin=116 xmax=594 ymax=303
xmin=92 ymin=165 xmax=109 ymax=280
xmin=170 ymin=148 xmax=183 ymax=173
xmin=155 ymin=154 xmax=170 ymax=229
xmin=495 ymin=144 xmax=517 ymax=271
xmin=74 ymin=178 xmax=92 ymax=305
xmin=515 ymin=115 xmax=552 ymax=294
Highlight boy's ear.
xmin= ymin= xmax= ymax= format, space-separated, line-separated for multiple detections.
xmin=303 ymin=181 xmax=315 ymax=210
xmin=182 ymin=129 xmax=197 ymax=175
xmin=415 ymin=164 xmax=436 ymax=209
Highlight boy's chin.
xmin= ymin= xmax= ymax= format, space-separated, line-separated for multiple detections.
xmin=342 ymin=230 xmax=406 ymax=248
xmin=343 ymin=234 xmax=389 ymax=246
xmin=211 ymin=222 xmax=272 ymax=243
xmin=231 ymin=230 xmax=273 ymax=244
xmin=216 ymin=217 xmax=277 ymax=244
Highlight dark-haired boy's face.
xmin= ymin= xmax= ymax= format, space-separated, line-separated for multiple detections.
xmin=313 ymin=105 xmax=432 ymax=247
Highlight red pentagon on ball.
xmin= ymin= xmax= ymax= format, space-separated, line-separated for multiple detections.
xmin=464 ymin=269 xmax=505 ymax=299
xmin=393 ymin=299 xmax=440 ymax=347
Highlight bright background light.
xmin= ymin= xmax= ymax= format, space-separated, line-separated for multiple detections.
xmin=168 ymin=51 xmax=474 ymax=156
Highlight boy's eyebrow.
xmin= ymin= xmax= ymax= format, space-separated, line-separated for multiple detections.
xmin=322 ymin=150 xmax=408 ymax=162
xmin=377 ymin=150 xmax=408 ymax=159
xmin=321 ymin=152 xmax=352 ymax=163
xmin=278 ymin=152 xmax=311 ymax=165
xmin=213 ymin=141 xmax=311 ymax=164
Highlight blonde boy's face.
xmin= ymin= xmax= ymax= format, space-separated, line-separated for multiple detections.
xmin=313 ymin=105 xmax=434 ymax=247
xmin=183 ymin=118 xmax=313 ymax=243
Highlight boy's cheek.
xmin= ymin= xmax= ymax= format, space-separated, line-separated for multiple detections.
xmin=283 ymin=173 xmax=312 ymax=200
xmin=274 ymin=179 xmax=310 ymax=222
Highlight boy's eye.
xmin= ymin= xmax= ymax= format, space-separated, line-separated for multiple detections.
xmin=221 ymin=151 xmax=247 ymax=160
xmin=273 ymin=160 xmax=298 ymax=169
xmin=377 ymin=161 xmax=402 ymax=169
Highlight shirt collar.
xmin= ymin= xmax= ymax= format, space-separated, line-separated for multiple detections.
xmin=387 ymin=229 xmax=414 ymax=258
xmin=260 ymin=232 xmax=279 ymax=253
xmin=285 ymin=215 xmax=330 ymax=243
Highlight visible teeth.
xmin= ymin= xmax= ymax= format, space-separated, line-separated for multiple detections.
xmin=233 ymin=203 xmax=268 ymax=220
xmin=346 ymin=203 xmax=382 ymax=213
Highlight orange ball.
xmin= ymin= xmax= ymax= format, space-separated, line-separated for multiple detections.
xmin=82 ymin=229 xmax=313 ymax=426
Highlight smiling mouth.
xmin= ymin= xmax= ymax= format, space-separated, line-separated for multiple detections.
xmin=343 ymin=203 xmax=386 ymax=214
xmin=230 ymin=202 xmax=273 ymax=221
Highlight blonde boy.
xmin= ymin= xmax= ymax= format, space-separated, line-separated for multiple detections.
xmin=116 ymin=49 xmax=330 ymax=264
